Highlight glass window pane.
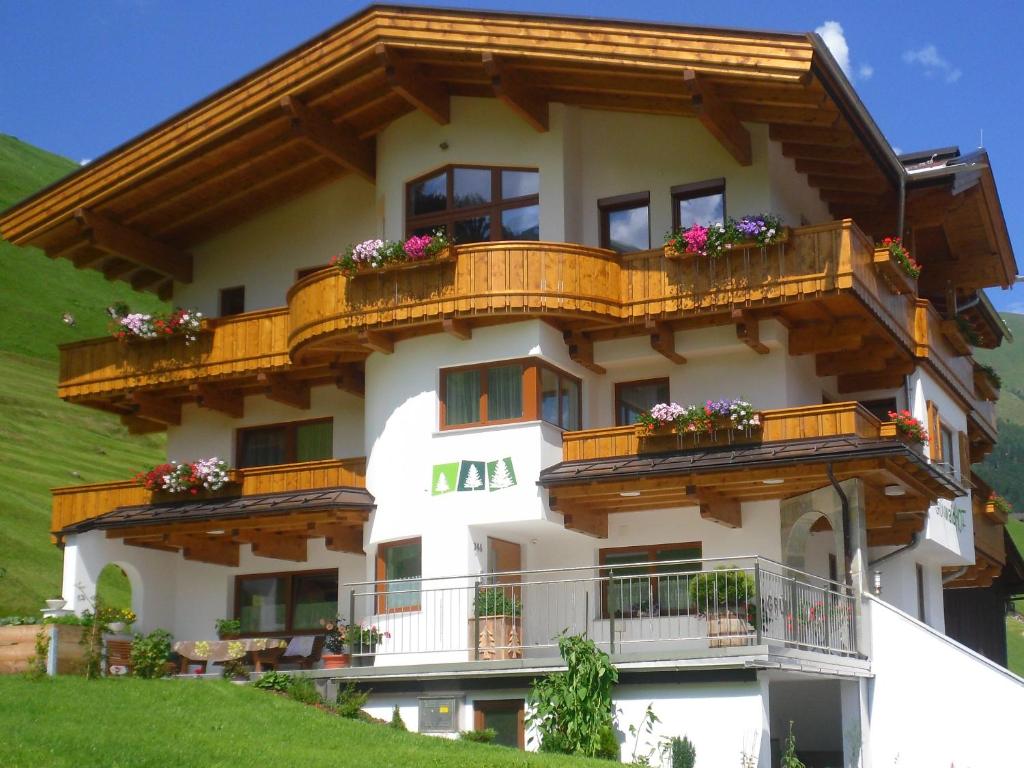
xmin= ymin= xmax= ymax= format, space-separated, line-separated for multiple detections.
xmin=540 ymin=367 xmax=559 ymax=425
xmin=238 ymin=577 xmax=286 ymax=633
xmin=296 ymin=421 xmax=332 ymax=462
xmin=501 ymin=204 xmax=540 ymax=240
xmin=502 ymin=170 xmax=539 ymax=199
xmin=453 ymin=168 xmax=492 ymax=208
xmin=606 ymin=204 xmax=649 ymax=253
xmin=444 ymin=369 xmax=481 ymax=425
xmin=604 ymin=552 xmax=651 ymax=617
xmin=384 ymin=542 xmax=422 ymax=610
xmin=560 ymin=376 xmax=580 ymax=430
xmin=291 ymin=573 xmax=338 ymax=631
xmin=409 ymin=172 xmax=447 ymax=215
xmin=239 ymin=427 xmax=285 ymax=468
xmin=487 ymin=364 xmax=523 ymax=421
xmin=617 ymin=379 xmax=670 ymax=426
xmin=677 ymin=192 xmax=724 ymax=229
xmin=453 ymin=216 xmax=490 ymax=244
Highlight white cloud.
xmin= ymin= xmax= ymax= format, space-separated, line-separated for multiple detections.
xmin=891 ymin=145 xmax=903 ymax=156
xmin=79 ymin=158 xmax=91 ymax=166
xmin=816 ymin=21 xmax=874 ymax=82
xmin=903 ymin=45 xmax=962 ymax=83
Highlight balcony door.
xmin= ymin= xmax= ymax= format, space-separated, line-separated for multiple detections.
xmin=486 ymin=537 xmax=522 ymax=613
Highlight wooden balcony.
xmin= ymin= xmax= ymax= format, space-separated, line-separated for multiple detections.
xmin=51 ymin=457 xmax=366 ymax=540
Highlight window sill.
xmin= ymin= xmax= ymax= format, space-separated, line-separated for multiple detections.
xmin=434 ymin=419 xmax=568 ymax=437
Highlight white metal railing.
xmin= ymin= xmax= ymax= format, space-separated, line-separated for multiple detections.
xmin=340 ymin=556 xmax=857 ymax=663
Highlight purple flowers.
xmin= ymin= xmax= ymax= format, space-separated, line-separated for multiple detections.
xmin=666 ymin=213 xmax=784 ymax=257
xmin=332 ymin=230 xmax=451 ymax=275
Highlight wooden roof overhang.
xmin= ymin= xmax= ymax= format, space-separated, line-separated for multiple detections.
xmin=538 ymin=436 xmax=962 ymax=542
xmin=0 ymin=5 xmax=906 ymax=298
xmin=60 ymin=487 xmax=373 ymax=566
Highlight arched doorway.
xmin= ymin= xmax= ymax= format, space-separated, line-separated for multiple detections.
xmin=96 ymin=563 xmax=132 ymax=610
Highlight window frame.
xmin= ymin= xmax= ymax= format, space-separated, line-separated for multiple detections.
xmin=670 ymin=178 xmax=726 ymax=230
xmin=233 ymin=568 xmax=338 ymax=638
xmin=598 ymin=191 xmax=651 ymax=254
xmin=235 ymin=417 xmax=333 ymax=468
xmin=376 ymin=537 xmax=423 ymax=614
xmin=614 ymin=377 xmax=670 ymax=427
xmin=439 ymin=358 xmax=582 ymax=431
xmin=598 ymin=541 xmax=703 ymax=618
xmin=218 ymin=285 xmax=246 ymax=317
xmin=405 ymin=164 xmax=540 ymax=243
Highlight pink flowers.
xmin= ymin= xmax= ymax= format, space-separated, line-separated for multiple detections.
xmin=403 ymin=235 xmax=433 ymax=261
xmin=135 ymin=457 xmax=231 ymax=494
xmin=682 ymin=225 xmax=708 ymax=255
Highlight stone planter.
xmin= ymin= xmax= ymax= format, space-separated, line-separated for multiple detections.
xmin=106 ymin=621 xmax=127 ymax=634
xmin=706 ymin=612 xmax=754 ymax=648
xmin=469 ymin=615 xmax=523 ymax=661
xmin=45 ymin=599 xmax=66 ymax=611
xmin=321 ymin=652 xmax=351 ymax=670
xmin=872 ymin=248 xmax=917 ymax=296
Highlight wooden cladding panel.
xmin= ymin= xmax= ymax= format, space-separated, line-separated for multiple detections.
xmin=50 ymin=458 xmax=366 ymax=536
xmin=561 ymin=401 xmax=882 ymax=461
xmin=912 ymin=301 xmax=975 ymax=401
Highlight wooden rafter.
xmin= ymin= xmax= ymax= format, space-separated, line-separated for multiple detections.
xmin=732 ymin=309 xmax=769 ymax=354
xmin=683 ymin=70 xmax=751 ymax=166
xmin=72 ymin=208 xmax=193 ymax=283
xmin=191 ymin=384 xmax=244 ymax=419
xmin=563 ymin=330 xmax=605 ymax=374
xmin=481 ymin=52 xmax=549 ymax=132
xmin=319 ymin=523 xmax=364 ymax=554
xmin=280 ymin=95 xmax=375 ymax=182
xmin=375 ymin=44 xmax=450 ymax=125
xmin=259 ymin=373 xmax=310 ymax=410
xmin=131 ymin=393 xmax=182 ymax=426
xmin=649 ymin=321 xmax=686 ymax=364
xmin=442 ymin=318 xmax=472 ymax=340
xmin=359 ymin=330 xmax=395 ymax=354
xmin=248 ymin=533 xmax=308 ymax=563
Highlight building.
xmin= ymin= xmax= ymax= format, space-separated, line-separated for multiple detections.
xmin=2 ymin=5 xmax=1022 ymax=765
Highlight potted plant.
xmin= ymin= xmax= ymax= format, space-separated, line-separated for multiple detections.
xmin=884 ymin=410 xmax=928 ymax=451
xmin=107 ymin=303 xmax=205 ymax=345
xmin=45 ymin=596 xmax=66 ymax=611
xmin=135 ymin=457 xmax=233 ymax=500
xmin=330 ymin=230 xmax=451 ymax=277
xmin=872 ymin=236 xmax=920 ymax=295
xmin=469 ymin=587 xmax=523 ymax=661
xmin=689 ymin=567 xmax=756 ymax=648
xmin=215 ymin=618 xmax=241 ymax=640
xmin=319 ymin=618 xmax=351 ymax=669
xmin=99 ymin=607 xmax=136 ymax=634
xmin=348 ymin=623 xmax=389 ymax=667
xmin=665 ymin=214 xmax=786 ymax=259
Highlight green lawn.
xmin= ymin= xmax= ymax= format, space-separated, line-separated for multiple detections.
xmin=1007 ymin=617 xmax=1024 ymax=678
xmin=0 ymin=677 xmax=607 ymax=768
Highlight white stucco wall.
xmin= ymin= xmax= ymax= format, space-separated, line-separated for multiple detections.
xmin=767 ymin=139 xmax=832 ymax=226
xmin=866 ymin=595 xmax=1024 ymax=767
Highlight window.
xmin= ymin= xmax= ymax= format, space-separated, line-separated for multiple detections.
xmin=859 ymin=397 xmax=898 ymax=423
xmin=599 ymin=542 xmax=702 ymax=618
xmin=377 ymin=538 xmax=422 ymax=612
xmin=237 ymin=419 xmax=333 ymax=468
xmin=219 ymin=286 xmax=245 ymax=317
xmin=599 ymin=192 xmax=650 ymax=254
xmin=406 ymin=165 xmax=540 ymax=244
xmin=235 ymin=569 xmax=338 ymax=636
xmin=916 ymin=563 xmax=926 ymax=621
xmin=940 ymin=425 xmax=956 ymax=477
xmin=440 ymin=359 xmax=581 ymax=431
xmin=671 ymin=179 xmax=725 ymax=230
xmin=474 ymin=700 xmax=525 ymax=748
xmin=615 ymin=378 xmax=670 ymax=426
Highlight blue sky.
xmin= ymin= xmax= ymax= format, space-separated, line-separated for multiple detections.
xmin=1 ymin=0 xmax=1021 ymax=310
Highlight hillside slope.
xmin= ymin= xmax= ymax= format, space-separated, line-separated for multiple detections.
xmin=0 ymin=134 xmax=166 ymax=614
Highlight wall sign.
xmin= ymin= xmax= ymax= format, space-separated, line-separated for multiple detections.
xmin=431 ymin=457 xmax=518 ymax=495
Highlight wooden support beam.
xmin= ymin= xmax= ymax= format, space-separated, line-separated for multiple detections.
xmin=120 ymin=414 xmax=167 ymax=435
xmin=359 ymin=330 xmax=395 ymax=354
xmin=688 ymin=485 xmax=743 ymax=528
xmin=482 ymin=52 xmax=549 ymax=132
xmin=191 ymin=384 xmax=244 ymax=418
xmin=683 ymin=70 xmax=751 ymax=166
xmin=732 ymin=309 xmax=769 ymax=354
xmin=182 ymin=538 xmax=240 ymax=567
xmin=561 ymin=509 xmax=608 ymax=538
xmin=102 ymin=258 xmax=137 ymax=281
xmin=563 ymin=331 xmax=605 ymax=374
xmin=319 ymin=524 xmax=365 ymax=554
xmin=122 ymin=536 xmax=179 ymax=553
xmin=131 ymin=393 xmax=182 ymax=426
xmin=815 ymin=340 xmax=894 ymax=377
xmin=788 ymin=318 xmax=869 ymax=355
xmin=156 ymin=280 xmax=174 ymax=301
xmin=129 ymin=269 xmax=165 ymax=291
xmin=442 ymin=318 xmax=472 ymax=340
xmin=74 ymin=208 xmax=192 ymax=282
xmin=375 ymin=44 xmax=449 ymax=125
xmin=331 ymin=364 xmax=366 ymax=398
xmin=793 ymin=159 xmax=883 ymax=179
xmin=837 ymin=360 xmax=915 ymax=393
xmin=281 ymin=95 xmax=375 ymax=182
xmin=249 ymin=533 xmax=308 ymax=563
xmin=649 ymin=322 xmax=686 ymax=364
xmin=258 ymin=373 xmax=310 ymax=410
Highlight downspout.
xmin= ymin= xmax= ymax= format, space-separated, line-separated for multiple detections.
xmin=896 ymin=170 xmax=907 ymax=241
xmin=826 ymin=464 xmax=853 ymax=577
xmin=868 ymin=531 xmax=925 ymax=568
xmin=942 ymin=566 xmax=969 ymax=585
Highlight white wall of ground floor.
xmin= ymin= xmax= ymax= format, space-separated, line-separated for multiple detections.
xmin=865 ymin=594 xmax=1024 ymax=767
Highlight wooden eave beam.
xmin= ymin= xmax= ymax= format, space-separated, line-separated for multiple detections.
xmin=191 ymin=384 xmax=244 ymax=419
xmin=649 ymin=321 xmax=686 ymax=364
xmin=249 ymin=533 xmax=308 ymax=563
xmin=359 ymin=330 xmax=395 ymax=354
xmin=331 ymin=364 xmax=366 ymax=398
xmin=375 ymin=44 xmax=450 ymax=125
xmin=281 ymin=95 xmax=375 ymax=182
xmin=74 ymin=209 xmax=192 ymax=283
xmin=131 ymin=393 xmax=182 ymax=426
xmin=732 ymin=309 xmax=769 ymax=354
xmin=688 ymin=484 xmax=743 ymax=528
xmin=318 ymin=523 xmax=365 ymax=554
xmin=563 ymin=331 xmax=606 ymax=374
xmin=561 ymin=509 xmax=608 ymax=539
xmin=481 ymin=52 xmax=549 ymax=132
xmin=181 ymin=538 xmax=240 ymax=567
xmin=259 ymin=373 xmax=311 ymax=410
xmin=683 ymin=70 xmax=751 ymax=166
xmin=442 ymin=319 xmax=472 ymax=340
xmin=120 ymin=415 xmax=167 ymax=435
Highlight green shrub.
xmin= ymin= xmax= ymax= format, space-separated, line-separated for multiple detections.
xmin=0 ymin=616 xmax=39 ymax=626
xmin=221 ymin=658 xmax=248 ymax=680
xmin=130 ymin=629 xmax=172 ymax=679
xmin=459 ymin=728 xmax=496 ymax=743
xmin=670 ymin=735 xmax=696 ymax=768
xmin=781 ymin=722 xmax=805 ymax=768
xmin=253 ymin=671 xmax=292 ymax=692
xmin=335 ymin=681 xmax=370 ymax=719
xmin=688 ymin=567 xmax=755 ymax=613
xmin=474 ymin=587 xmax=522 ymax=617
xmin=389 ymin=705 xmax=407 ymax=731
xmin=286 ymin=676 xmax=322 ymax=706
xmin=597 ymin=726 xmax=620 ymax=760
xmin=215 ymin=618 xmax=241 ymax=638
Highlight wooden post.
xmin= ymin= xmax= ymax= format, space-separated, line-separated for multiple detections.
xmin=473 ymin=580 xmax=481 ymax=661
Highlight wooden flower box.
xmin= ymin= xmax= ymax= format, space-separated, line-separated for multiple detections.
xmin=939 ymin=320 xmax=972 ymax=356
xmin=638 ymin=422 xmax=762 ymax=454
xmin=469 ymin=615 xmax=523 ymax=661
xmin=974 ymin=368 xmax=1000 ymax=402
xmin=872 ymin=248 xmax=917 ymax=296
xmin=0 ymin=624 xmax=87 ymax=675
xmin=706 ymin=612 xmax=755 ymax=648
xmin=879 ymin=422 xmax=926 ymax=454
xmin=344 ymin=250 xmax=455 ymax=278
xmin=664 ymin=228 xmax=790 ymax=260
xmin=150 ymin=475 xmax=240 ymax=504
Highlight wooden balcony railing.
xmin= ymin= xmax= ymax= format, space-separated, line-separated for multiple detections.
xmin=561 ymin=402 xmax=886 ymax=462
xmin=50 ymin=457 xmax=366 ymax=536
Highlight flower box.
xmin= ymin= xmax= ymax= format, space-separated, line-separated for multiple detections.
xmin=880 ymin=421 xmax=925 ymax=454
xmin=664 ymin=227 xmax=790 ymax=260
xmin=872 ymin=248 xmax=917 ymax=296
xmin=344 ymin=248 xmax=454 ymax=278
xmin=707 ymin=612 xmax=755 ymax=648
xmin=469 ymin=615 xmax=523 ymax=661
xmin=974 ymin=368 xmax=1001 ymax=402
xmin=939 ymin=320 xmax=972 ymax=356
xmin=150 ymin=473 xmax=239 ymax=504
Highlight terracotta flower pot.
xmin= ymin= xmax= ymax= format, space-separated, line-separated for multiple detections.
xmin=321 ymin=652 xmax=351 ymax=669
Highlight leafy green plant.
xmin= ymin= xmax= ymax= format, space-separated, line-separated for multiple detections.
xmin=26 ymin=627 xmax=49 ymax=679
xmin=215 ymin=618 xmax=241 ymax=639
xmin=389 ymin=705 xmax=407 ymax=731
xmin=253 ymin=671 xmax=292 ymax=692
xmin=688 ymin=567 xmax=755 ymax=614
xmin=0 ymin=616 xmax=39 ymax=626
xmin=626 ymin=703 xmax=660 ymax=766
xmin=669 ymin=735 xmax=696 ymax=768
xmin=978 ymin=363 xmax=1002 ymax=389
xmin=286 ymin=676 xmax=322 ymax=706
xmin=474 ymin=587 xmax=522 ymax=617
xmin=221 ymin=658 xmax=248 ymax=680
xmin=80 ymin=610 xmax=105 ymax=679
xmin=130 ymin=629 xmax=172 ymax=678
xmin=459 ymin=728 xmax=496 ymax=743
xmin=335 ymin=681 xmax=370 ymax=719
xmin=780 ymin=722 xmax=806 ymax=768
xmin=527 ymin=632 xmax=619 ymax=758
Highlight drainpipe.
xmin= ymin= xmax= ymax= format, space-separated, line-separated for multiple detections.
xmin=942 ymin=566 xmax=969 ymax=585
xmin=868 ymin=531 xmax=924 ymax=568
xmin=896 ymin=171 xmax=907 ymax=241
xmin=825 ymin=464 xmax=852 ymax=578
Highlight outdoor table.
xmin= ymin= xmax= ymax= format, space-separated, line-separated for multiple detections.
xmin=173 ymin=637 xmax=287 ymax=674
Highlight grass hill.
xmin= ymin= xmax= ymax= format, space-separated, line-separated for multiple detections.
xmin=0 ymin=134 xmax=166 ymax=614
